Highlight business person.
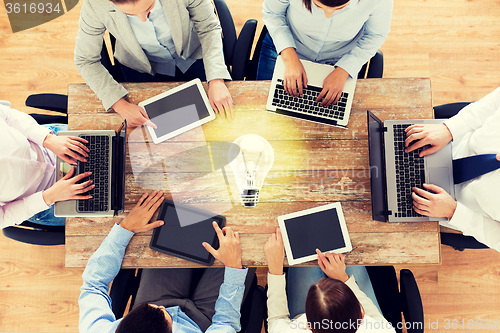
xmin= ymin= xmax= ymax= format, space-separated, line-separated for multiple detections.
xmin=264 ymin=227 xmax=395 ymax=333
xmin=79 ymin=190 xmax=251 ymax=333
xmin=257 ymin=0 xmax=392 ymax=105
xmin=75 ymin=0 xmax=234 ymax=128
xmin=0 ymin=102 xmax=92 ymax=228
xmin=406 ymin=87 xmax=500 ymax=251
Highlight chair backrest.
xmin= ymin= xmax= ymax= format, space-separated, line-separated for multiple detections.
xmin=245 ymin=25 xmax=268 ymax=81
xmin=399 ymin=269 xmax=424 ymax=333
xmin=2 ymin=221 xmax=65 ymax=246
xmin=358 ymin=50 xmax=384 ymax=79
xmin=101 ymin=32 xmax=125 ymax=82
xmin=213 ymin=0 xmax=237 ymax=69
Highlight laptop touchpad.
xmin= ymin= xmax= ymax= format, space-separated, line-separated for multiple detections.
xmin=428 ymin=167 xmax=451 ymax=193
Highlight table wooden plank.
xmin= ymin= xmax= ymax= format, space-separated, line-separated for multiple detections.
xmin=65 ymin=231 xmax=440 ymax=268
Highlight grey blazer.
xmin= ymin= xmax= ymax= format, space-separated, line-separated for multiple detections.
xmin=74 ymin=0 xmax=231 ymax=110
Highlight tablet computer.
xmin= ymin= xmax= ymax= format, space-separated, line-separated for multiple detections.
xmin=139 ymin=79 xmax=215 ymax=144
xmin=149 ymin=200 xmax=226 ymax=266
xmin=278 ymin=202 xmax=352 ymax=265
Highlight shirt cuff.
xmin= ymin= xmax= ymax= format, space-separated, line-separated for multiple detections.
xmin=273 ymin=34 xmax=298 ymax=56
xmin=448 ymin=202 xmax=475 ymax=232
xmin=25 ymin=191 xmax=50 ymax=217
xmin=109 ymin=223 xmax=135 ymax=246
xmin=267 ymin=271 xmax=286 ymax=288
xmin=344 ymin=275 xmax=357 ymax=291
xmin=443 ymin=115 xmax=469 ymax=141
xmin=224 ymin=266 xmax=248 ymax=285
xmin=30 ymin=126 xmax=52 ymax=148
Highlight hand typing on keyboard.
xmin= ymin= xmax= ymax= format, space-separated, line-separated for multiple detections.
xmin=412 ymin=184 xmax=457 ymax=219
xmin=404 ymin=124 xmax=453 ymax=157
xmin=43 ymin=134 xmax=90 ymax=165
xmin=281 ymin=47 xmax=308 ymax=97
xmin=42 ymin=167 xmax=94 ymax=205
xmin=316 ymin=67 xmax=350 ymax=107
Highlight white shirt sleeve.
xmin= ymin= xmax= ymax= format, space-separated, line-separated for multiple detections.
xmin=0 ymin=104 xmax=51 ymax=146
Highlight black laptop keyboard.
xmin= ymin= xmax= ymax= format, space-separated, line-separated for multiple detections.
xmin=77 ymin=135 xmax=110 ymax=213
xmin=271 ymin=79 xmax=349 ymax=121
xmin=393 ymin=124 xmax=425 ymax=218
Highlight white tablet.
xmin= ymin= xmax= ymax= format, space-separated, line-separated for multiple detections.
xmin=139 ymin=79 xmax=215 ymax=144
xmin=278 ymin=202 xmax=352 ymax=265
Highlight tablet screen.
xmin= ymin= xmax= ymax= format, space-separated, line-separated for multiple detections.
xmin=284 ymin=208 xmax=346 ymax=259
xmin=144 ymin=84 xmax=211 ymax=139
xmin=151 ymin=203 xmax=224 ymax=264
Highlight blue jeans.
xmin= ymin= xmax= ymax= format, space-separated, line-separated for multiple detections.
xmin=286 ymin=266 xmax=382 ymax=319
xmin=256 ymin=32 xmax=278 ymax=80
xmin=26 ymin=123 xmax=67 ymax=226
xmin=119 ymin=59 xmax=207 ymax=83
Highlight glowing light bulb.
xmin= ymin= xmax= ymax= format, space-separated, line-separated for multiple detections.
xmin=228 ymin=134 xmax=275 ymax=207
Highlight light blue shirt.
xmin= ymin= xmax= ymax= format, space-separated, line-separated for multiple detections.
xmin=78 ymin=223 xmax=248 ymax=333
xmin=127 ymin=0 xmax=196 ymax=76
xmin=262 ymin=0 xmax=393 ymax=77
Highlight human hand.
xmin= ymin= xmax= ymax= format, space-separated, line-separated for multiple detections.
xmin=202 ymin=222 xmax=242 ymax=269
xmin=42 ymin=167 xmax=94 ymax=205
xmin=264 ymin=227 xmax=285 ymax=275
xmin=281 ymin=47 xmax=308 ymax=97
xmin=208 ymin=79 xmax=234 ymax=121
xmin=405 ymin=124 xmax=453 ymax=157
xmin=119 ymin=191 xmax=165 ymax=233
xmin=43 ymin=134 xmax=90 ymax=165
xmin=112 ymin=98 xmax=157 ymax=129
xmin=316 ymin=67 xmax=349 ymax=106
xmin=316 ymin=249 xmax=349 ymax=282
xmin=412 ymin=184 xmax=457 ymax=219
xmin=497 ymin=153 xmax=500 ymax=161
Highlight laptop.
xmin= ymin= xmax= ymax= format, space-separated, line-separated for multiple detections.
xmin=266 ymin=55 xmax=357 ymax=128
xmin=54 ymin=121 xmax=127 ymax=217
xmin=367 ymin=111 xmax=455 ymax=222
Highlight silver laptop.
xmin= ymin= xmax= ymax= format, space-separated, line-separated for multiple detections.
xmin=367 ymin=111 xmax=455 ymax=222
xmin=266 ymin=55 xmax=357 ymax=128
xmin=54 ymin=121 xmax=127 ymax=217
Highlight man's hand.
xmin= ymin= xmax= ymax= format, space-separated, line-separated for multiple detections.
xmin=264 ymin=227 xmax=285 ymax=275
xmin=208 ymin=79 xmax=234 ymax=121
xmin=112 ymin=98 xmax=157 ymax=129
xmin=405 ymin=124 xmax=453 ymax=157
xmin=316 ymin=249 xmax=349 ymax=282
xmin=43 ymin=134 xmax=90 ymax=165
xmin=281 ymin=47 xmax=308 ymax=97
xmin=42 ymin=167 xmax=94 ymax=205
xmin=316 ymin=67 xmax=349 ymax=106
xmin=202 ymin=222 xmax=242 ymax=269
xmin=119 ymin=191 xmax=165 ymax=233
xmin=412 ymin=184 xmax=457 ymax=219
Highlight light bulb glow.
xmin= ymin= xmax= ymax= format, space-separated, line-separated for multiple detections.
xmin=228 ymin=134 xmax=274 ymax=207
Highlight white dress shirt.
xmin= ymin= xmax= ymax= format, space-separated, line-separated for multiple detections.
xmin=0 ymin=104 xmax=55 ymax=229
xmin=127 ymin=0 xmax=196 ymax=76
xmin=442 ymin=87 xmax=500 ymax=251
xmin=267 ymin=273 xmax=395 ymax=333
xmin=262 ymin=0 xmax=393 ymax=77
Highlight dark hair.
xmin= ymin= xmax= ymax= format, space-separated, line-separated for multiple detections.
xmin=305 ymin=278 xmax=362 ymax=333
xmin=110 ymin=0 xmax=140 ymax=5
xmin=302 ymin=0 xmax=350 ymax=13
xmin=116 ymin=303 xmax=172 ymax=333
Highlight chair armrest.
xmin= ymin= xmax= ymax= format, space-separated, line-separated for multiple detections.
xmin=110 ymin=269 xmax=142 ymax=319
xmin=213 ymin=0 xmax=237 ymax=67
xmin=399 ymin=269 xmax=424 ymax=333
xmin=366 ymin=50 xmax=384 ymax=79
xmin=2 ymin=223 xmax=65 ymax=246
xmin=441 ymin=232 xmax=489 ymax=251
xmin=232 ymin=19 xmax=258 ymax=80
xmin=433 ymin=102 xmax=471 ymax=119
xmin=25 ymin=93 xmax=68 ymax=114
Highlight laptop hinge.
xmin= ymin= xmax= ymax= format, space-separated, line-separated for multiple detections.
xmin=384 ymin=210 xmax=393 ymax=216
xmin=382 ymin=126 xmax=388 ymax=132
xmin=110 ymin=133 xmax=125 ymax=215
xmin=274 ymin=108 xmax=345 ymax=127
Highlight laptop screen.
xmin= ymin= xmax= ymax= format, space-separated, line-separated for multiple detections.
xmin=367 ymin=111 xmax=388 ymax=222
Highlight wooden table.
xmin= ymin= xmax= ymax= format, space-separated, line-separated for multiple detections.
xmin=65 ymin=78 xmax=441 ymax=268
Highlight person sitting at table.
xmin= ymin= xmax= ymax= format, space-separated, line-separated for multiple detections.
xmin=264 ymin=227 xmax=395 ymax=333
xmin=0 ymin=101 xmax=93 ymax=229
xmin=257 ymin=0 xmax=392 ymax=105
xmin=74 ymin=0 xmax=234 ymax=128
xmin=79 ymin=190 xmax=252 ymax=333
xmin=405 ymin=87 xmax=500 ymax=252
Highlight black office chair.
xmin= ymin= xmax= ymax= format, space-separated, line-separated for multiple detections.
xmin=110 ymin=268 xmax=266 ymax=333
xmin=433 ymin=102 xmax=489 ymax=251
xmin=213 ymin=0 xmax=258 ymax=81
xmin=366 ymin=266 xmax=424 ymax=333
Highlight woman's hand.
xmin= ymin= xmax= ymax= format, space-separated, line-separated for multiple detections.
xmin=264 ymin=227 xmax=285 ymax=275
xmin=405 ymin=124 xmax=453 ymax=157
xmin=281 ymin=47 xmax=308 ymax=97
xmin=119 ymin=191 xmax=165 ymax=233
xmin=112 ymin=98 xmax=157 ymax=128
xmin=43 ymin=134 xmax=89 ymax=165
xmin=316 ymin=249 xmax=349 ymax=282
xmin=42 ymin=167 xmax=94 ymax=205
xmin=412 ymin=184 xmax=457 ymax=219
xmin=208 ymin=79 xmax=234 ymax=121
xmin=316 ymin=67 xmax=349 ymax=106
